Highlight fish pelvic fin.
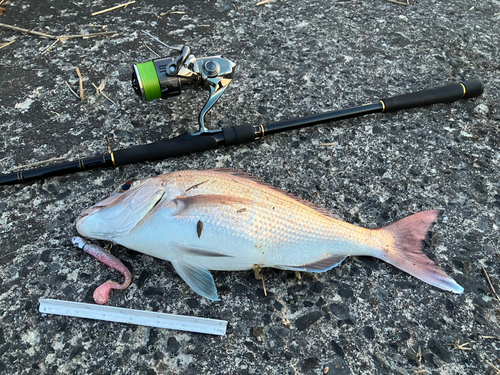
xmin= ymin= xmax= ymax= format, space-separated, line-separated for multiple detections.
xmin=375 ymin=210 xmax=463 ymax=294
xmin=171 ymin=259 xmax=220 ymax=301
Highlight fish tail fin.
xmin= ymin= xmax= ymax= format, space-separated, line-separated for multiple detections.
xmin=374 ymin=210 xmax=463 ymax=293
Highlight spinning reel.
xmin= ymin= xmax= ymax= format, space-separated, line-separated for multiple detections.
xmin=131 ymin=33 xmax=236 ymax=135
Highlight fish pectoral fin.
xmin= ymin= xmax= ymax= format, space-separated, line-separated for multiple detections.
xmin=172 ymin=195 xmax=251 ymax=216
xmin=172 ymin=243 xmax=234 ymax=258
xmin=277 ymin=254 xmax=347 ymax=273
xmin=171 ymin=260 xmax=220 ymax=301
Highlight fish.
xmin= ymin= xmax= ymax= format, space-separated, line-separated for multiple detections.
xmin=75 ymin=169 xmax=463 ymax=302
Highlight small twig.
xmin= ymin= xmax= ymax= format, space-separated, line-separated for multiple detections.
xmin=58 ymin=31 xmax=117 ymax=40
xmin=0 ymin=23 xmax=116 ymax=56
xmin=0 ymin=39 xmax=15 ymax=49
xmin=92 ymin=82 xmax=116 ymax=105
xmin=100 ymin=92 xmax=116 ymax=105
xmin=92 ymin=1 xmax=136 ymax=16
xmin=321 ymin=142 xmax=335 ymax=146
xmin=65 ymin=81 xmax=80 ymax=99
xmin=253 ymin=265 xmax=267 ymax=296
xmin=0 ymin=22 xmax=57 ymax=39
xmin=481 ymin=336 xmax=499 ymax=340
xmin=487 ymin=361 xmax=500 ymax=375
xmin=41 ymin=38 xmax=60 ymax=55
xmin=0 ymin=0 xmax=6 ymax=6
xmin=9 ymin=157 xmax=67 ymax=171
xmin=0 ymin=250 xmax=22 ymax=261
xmin=445 ymin=340 xmax=472 ymax=351
xmin=83 ymin=24 xmax=108 ymax=28
xmin=142 ymin=42 xmax=161 ymax=58
xmin=256 ymin=0 xmax=274 ymax=5
xmin=482 ymin=266 xmax=500 ymax=301
xmin=386 ymin=0 xmax=410 ymax=5
xmin=76 ymin=67 xmax=85 ymax=100
xmin=41 ymin=32 xmax=116 ymax=54
xmin=106 ymin=135 xmax=113 ymax=154
xmin=159 ymin=11 xmax=186 ymax=17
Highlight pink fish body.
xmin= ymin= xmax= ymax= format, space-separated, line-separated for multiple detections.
xmin=76 ymin=169 xmax=463 ymax=301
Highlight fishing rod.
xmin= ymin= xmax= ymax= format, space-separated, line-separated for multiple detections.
xmin=0 ymin=40 xmax=484 ymax=186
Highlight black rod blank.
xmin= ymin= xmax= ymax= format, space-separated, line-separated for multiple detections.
xmin=0 ymin=79 xmax=484 ymax=186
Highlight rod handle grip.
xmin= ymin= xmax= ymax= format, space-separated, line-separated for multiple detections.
xmin=381 ymin=79 xmax=484 ymax=113
xmin=113 ymin=135 xmax=218 ymax=166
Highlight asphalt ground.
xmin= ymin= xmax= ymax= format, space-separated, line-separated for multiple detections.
xmin=0 ymin=0 xmax=499 ymax=374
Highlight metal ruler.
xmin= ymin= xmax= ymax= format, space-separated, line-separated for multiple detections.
xmin=39 ymin=298 xmax=227 ymax=336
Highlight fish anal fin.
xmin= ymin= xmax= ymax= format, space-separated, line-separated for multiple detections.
xmin=171 ymin=260 xmax=220 ymax=301
xmin=173 ymin=194 xmax=251 ymax=216
xmin=277 ymin=254 xmax=347 ymax=273
xmin=209 ymin=169 xmax=342 ymax=220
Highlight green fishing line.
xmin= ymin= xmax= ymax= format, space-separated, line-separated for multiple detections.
xmin=135 ymin=61 xmax=161 ymax=101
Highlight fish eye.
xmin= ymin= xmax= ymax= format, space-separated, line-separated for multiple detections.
xmin=119 ymin=181 xmax=135 ymax=193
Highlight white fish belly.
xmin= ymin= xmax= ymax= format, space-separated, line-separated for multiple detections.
xmin=114 ymin=209 xmax=378 ymax=272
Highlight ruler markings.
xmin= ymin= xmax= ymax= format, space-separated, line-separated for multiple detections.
xmin=39 ymin=298 xmax=227 ymax=336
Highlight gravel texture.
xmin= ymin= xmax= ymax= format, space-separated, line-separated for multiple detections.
xmin=1 ymin=0 xmax=499 ymax=374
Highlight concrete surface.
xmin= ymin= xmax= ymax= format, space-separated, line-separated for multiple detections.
xmin=0 ymin=0 xmax=499 ymax=374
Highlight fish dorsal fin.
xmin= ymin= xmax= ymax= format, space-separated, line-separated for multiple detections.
xmin=277 ymin=254 xmax=347 ymax=273
xmin=210 ymin=168 xmax=342 ymax=220
xmin=173 ymin=194 xmax=251 ymax=216
xmin=171 ymin=259 xmax=220 ymax=301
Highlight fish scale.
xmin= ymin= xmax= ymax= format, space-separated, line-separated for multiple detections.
xmin=175 ymin=170 xmax=353 ymax=246
xmin=76 ymin=169 xmax=464 ymax=302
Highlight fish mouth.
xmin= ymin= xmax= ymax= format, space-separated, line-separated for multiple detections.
xmin=77 ymin=204 xmax=108 ymax=221
xmin=76 ymin=192 xmax=128 ymax=221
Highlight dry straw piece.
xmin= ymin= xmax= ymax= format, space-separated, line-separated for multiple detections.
xmin=0 ymin=22 xmax=117 ymax=55
xmin=0 ymin=39 xmax=15 ymax=49
xmin=92 ymin=1 xmax=136 ymax=16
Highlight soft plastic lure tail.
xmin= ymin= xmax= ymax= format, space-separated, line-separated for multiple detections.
xmin=72 ymin=237 xmax=132 ymax=304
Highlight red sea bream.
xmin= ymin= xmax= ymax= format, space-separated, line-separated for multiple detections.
xmin=75 ymin=169 xmax=463 ymax=302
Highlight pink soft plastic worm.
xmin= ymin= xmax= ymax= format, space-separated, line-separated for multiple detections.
xmin=72 ymin=237 xmax=132 ymax=304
